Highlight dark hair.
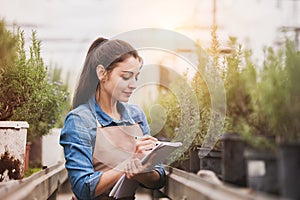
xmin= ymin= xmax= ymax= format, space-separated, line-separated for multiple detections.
xmin=72 ymin=37 xmax=142 ymax=109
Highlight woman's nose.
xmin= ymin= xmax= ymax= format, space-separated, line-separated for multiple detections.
xmin=128 ymin=78 xmax=137 ymax=89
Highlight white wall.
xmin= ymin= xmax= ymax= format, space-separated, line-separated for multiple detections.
xmin=42 ymin=128 xmax=64 ymax=167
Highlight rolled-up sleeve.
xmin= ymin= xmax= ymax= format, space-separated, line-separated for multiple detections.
xmin=60 ymin=113 xmax=101 ymax=200
xmin=153 ymin=164 xmax=166 ymax=189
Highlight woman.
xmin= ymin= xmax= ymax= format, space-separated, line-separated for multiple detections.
xmin=60 ymin=38 xmax=166 ymax=200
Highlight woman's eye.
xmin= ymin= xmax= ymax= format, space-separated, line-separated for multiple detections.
xmin=122 ymin=74 xmax=139 ymax=81
xmin=122 ymin=76 xmax=131 ymax=80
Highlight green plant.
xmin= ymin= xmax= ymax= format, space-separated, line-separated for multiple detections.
xmin=147 ymin=27 xmax=222 ymax=165
xmin=0 ymin=20 xmax=69 ymax=142
xmin=145 ymin=70 xmax=201 ymax=166
xmin=0 ymin=20 xmax=18 ymax=115
xmin=24 ymin=167 xmax=42 ymax=178
xmin=220 ymin=37 xmax=276 ymax=151
xmin=257 ymin=40 xmax=300 ymax=143
xmin=191 ymin=26 xmax=222 ymax=150
xmin=156 ymin=73 xmax=201 ymax=138
xmin=0 ymin=20 xmax=18 ymax=70
xmin=221 ymin=37 xmax=251 ymax=133
xmin=147 ymin=86 xmax=180 ymax=140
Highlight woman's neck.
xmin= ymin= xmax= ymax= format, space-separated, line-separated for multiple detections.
xmin=96 ymin=89 xmax=121 ymax=120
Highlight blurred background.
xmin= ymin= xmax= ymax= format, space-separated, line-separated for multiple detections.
xmin=1 ymin=2 xmax=300 ymax=199
xmin=1 ymin=0 xmax=299 ymax=95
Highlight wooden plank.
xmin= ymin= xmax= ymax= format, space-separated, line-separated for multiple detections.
xmin=161 ymin=166 xmax=278 ymax=200
xmin=0 ymin=163 xmax=68 ymax=200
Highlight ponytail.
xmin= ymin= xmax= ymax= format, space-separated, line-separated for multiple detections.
xmin=72 ymin=37 xmax=108 ymax=109
xmin=72 ymin=37 xmax=141 ymax=109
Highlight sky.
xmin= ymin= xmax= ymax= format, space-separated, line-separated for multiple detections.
xmin=0 ymin=0 xmax=299 ymax=91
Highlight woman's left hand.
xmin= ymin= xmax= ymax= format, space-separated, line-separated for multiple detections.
xmin=125 ymin=158 xmax=146 ymax=179
xmin=124 ymin=135 xmax=158 ymax=180
xmin=124 ymin=158 xmax=161 ymax=188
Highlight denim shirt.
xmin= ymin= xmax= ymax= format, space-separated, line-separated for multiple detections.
xmin=60 ymin=97 xmax=165 ymax=200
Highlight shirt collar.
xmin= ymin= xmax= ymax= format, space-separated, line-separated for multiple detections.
xmin=88 ymin=97 xmax=135 ymax=126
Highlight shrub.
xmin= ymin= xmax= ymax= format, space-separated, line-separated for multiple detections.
xmin=0 ymin=20 xmax=69 ymax=142
xmin=257 ymin=40 xmax=300 ymax=143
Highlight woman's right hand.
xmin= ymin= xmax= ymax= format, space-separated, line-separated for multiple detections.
xmin=134 ymin=135 xmax=157 ymax=159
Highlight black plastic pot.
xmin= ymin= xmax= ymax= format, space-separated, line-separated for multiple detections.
xmin=244 ymin=148 xmax=278 ymax=195
xmin=278 ymin=143 xmax=300 ymax=199
xmin=189 ymin=146 xmax=200 ymax=173
xmin=221 ymin=133 xmax=247 ymax=186
xmin=198 ymin=147 xmax=222 ymax=176
xmin=172 ymin=158 xmax=190 ymax=172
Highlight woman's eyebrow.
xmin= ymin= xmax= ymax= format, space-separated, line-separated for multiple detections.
xmin=121 ymin=71 xmax=140 ymax=75
xmin=121 ymin=71 xmax=133 ymax=74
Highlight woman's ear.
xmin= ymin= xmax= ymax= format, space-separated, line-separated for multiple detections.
xmin=96 ymin=65 xmax=105 ymax=80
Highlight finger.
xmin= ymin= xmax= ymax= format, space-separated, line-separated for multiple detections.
xmin=135 ymin=140 xmax=157 ymax=152
xmin=130 ymin=158 xmax=145 ymax=175
xmin=126 ymin=162 xmax=134 ymax=178
xmin=139 ymin=143 xmax=155 ymax=151
xmin=125 ymin=162 xmax=130 ymax=174
xmin=131 ymin=160 xmax=139 ymax=174
xmin=136 ymin=135 xmax=158 ymax=142
xmin=136 ymin=136 xmax=157 ymax=147
xmin=133 ymin=158 xmax=145 ymax=172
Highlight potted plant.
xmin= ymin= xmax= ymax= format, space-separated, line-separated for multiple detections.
xmin=234 ymin=42 xmax=283 ymax=195
xmin=190 ymin=36 xmax=222 ymax=175
xmin=257 ymin=39 xmax=300 ymax=199
xmin=0 ymin=20 xmax=29 ymax=181
xmin=240 ymin=52 xmax=279 ymax=194
xmin=241 ymin=113 xmax=279 ymax=195
xmin=217 ymin=37 xmax=252 ymax=187
xmin=150 ymin=71 xmax=201 ymax=172
xmin=221 ymin=38 xmax=279 ymax=192
xmin=0 ymin=20 xmax=68 ymax=176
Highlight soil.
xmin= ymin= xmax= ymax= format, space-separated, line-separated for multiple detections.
xmin=0 ymin=150 xmax=22 ymax=182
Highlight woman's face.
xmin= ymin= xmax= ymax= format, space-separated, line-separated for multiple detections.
xmin=101 ymin=56 xmax=141 ymax=103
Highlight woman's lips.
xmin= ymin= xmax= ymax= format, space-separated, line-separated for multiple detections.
xmin=123 ymin=91 xmax=132 ymax=96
